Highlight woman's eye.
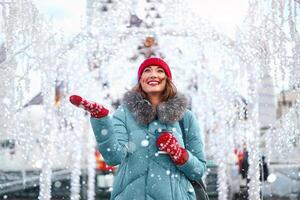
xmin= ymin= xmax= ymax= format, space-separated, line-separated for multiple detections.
xmin=158 ymin=69 xmax=164 ymax=73
xmin=143 ymin=68 xmax=151 ymax=72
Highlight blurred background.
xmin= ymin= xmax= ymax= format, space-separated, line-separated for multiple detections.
xmin=0 ymin=0 xmax=300 ymax=199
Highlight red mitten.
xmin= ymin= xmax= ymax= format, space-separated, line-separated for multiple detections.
xmin=156 ymin=131 xmax=189 ymax=165
xmin=69 ymin=95 xmax=109 ymax=118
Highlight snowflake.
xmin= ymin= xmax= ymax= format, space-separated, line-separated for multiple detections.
xmin=101 ymin=129 xmax=108 ymax=135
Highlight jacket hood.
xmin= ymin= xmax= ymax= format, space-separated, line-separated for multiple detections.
xmin=123 ymin=91 xmax=188 ymax=124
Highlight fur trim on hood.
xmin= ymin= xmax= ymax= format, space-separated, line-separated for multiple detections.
xmin=123 ymin=91 xmax=188 ymax=124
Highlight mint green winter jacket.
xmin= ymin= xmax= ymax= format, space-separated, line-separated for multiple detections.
xmin=90 ymin=91 xmax=206 ymax=200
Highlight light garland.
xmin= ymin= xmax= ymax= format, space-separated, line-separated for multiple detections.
xmin=0 ymin=0 xmax=299 ymax=200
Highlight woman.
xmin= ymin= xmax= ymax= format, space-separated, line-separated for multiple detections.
xmin=69 ymin=57 xmax=206 ymax=200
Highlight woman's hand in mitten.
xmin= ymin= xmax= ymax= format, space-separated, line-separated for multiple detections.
xmin=69 ymin=95 xmax=109 ymax=118
xmin=156 ymin=130 xmax=189 ymax=165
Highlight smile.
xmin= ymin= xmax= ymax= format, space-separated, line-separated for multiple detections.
xmin=147 ymin=80 xmax=160 ymax=86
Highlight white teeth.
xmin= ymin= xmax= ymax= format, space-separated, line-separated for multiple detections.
xmin=148 ymin=81 xmax=159 ymax=85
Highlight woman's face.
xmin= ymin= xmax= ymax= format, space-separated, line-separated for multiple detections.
xmin=140 ymin=66 xmax=167 ymax=95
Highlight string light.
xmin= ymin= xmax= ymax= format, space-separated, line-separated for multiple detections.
xmin=0 ymin=0 xmax=299 ymax=200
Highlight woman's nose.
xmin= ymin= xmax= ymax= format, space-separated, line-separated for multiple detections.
xmin=149 ymin=71 xmax=158 ymax=78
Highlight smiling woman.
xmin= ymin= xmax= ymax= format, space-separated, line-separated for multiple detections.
xmin=139 ymin=66 xmax=168 ymax=100
xmin=69 ymin=57 xmax=207 ymax=200
xmin=134 ymin=58 xmax=176 ymax=106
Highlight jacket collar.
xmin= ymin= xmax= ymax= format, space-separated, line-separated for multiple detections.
xmin=123 ymin=91 xmax=188 ymax=125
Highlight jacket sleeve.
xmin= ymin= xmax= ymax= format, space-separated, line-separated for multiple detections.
xmin=177 ymin=110 xmax=207 ymax=180
xmin=90 ymin=106 xmax=128 ymax=166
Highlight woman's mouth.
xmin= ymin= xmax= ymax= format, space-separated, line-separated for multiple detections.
xmin=147 ymin=80 xmax=160 ymax=86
